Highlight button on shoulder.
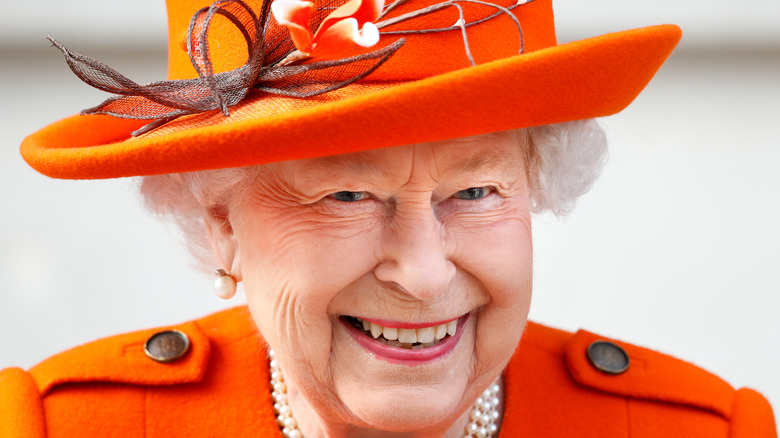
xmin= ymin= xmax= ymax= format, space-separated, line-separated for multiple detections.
xmin=586 ymin=340 xmax=630 ymax=375
xmin=30 ymin=320 xmax=210 ymax=395
xmin=566 ymin=329 xmax=734 ymax=418
xmin=145 ymin=329 xmax=191 ymax=363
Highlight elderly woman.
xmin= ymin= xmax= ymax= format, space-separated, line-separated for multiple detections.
xmin=1 ymin=0 xmax=776 ymax=436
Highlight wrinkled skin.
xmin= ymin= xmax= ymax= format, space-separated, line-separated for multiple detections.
xmin=207 ymin=131 xmax=533 ymax=437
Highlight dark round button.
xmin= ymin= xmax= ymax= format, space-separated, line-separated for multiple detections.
xmin=144 ymin=329 xmax=190 ymax=363
xmin=587 ymin=340 xmax=630 ymax=375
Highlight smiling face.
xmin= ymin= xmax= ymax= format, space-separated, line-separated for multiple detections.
xmin=209 ymin=131 xmax=533 ymax=435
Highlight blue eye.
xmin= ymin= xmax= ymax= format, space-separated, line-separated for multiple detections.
xmin=453 ymin=187 xmax=487 ymax=200
xmin=330 ymin=191 xmax=368 ymax=202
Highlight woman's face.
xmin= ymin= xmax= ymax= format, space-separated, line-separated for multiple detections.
xmin=215 ymin=131 xmax=533 ymax=433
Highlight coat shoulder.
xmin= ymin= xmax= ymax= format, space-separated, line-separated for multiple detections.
xmin=0 ymin=306 xmax=280 ymax=438
xmin=501 ymin=322 xmax=777 ymax=437
xmin=0 ymin=367 xmax=46 ymax=438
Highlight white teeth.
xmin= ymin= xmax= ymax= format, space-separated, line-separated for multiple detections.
xmin=434 ymin=323 xmax=448 ymax=340
xmin=357 ymin=317 xmax=459 ymax=345
xmin=383 ymin=327 xmax=398 ymax=341
xmin=417 ymin=326 xmax=435 ymax=344
xmin=446 ymin=320 xmax=457 ymax=336
xmin=398 ymin=328 xmax=417 ymax=343
xmin=370 ymin=323 xmax=383 ymax=339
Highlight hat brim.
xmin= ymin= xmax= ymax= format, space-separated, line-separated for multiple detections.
xmin=21 ymin=24 xmax=681 ymax=179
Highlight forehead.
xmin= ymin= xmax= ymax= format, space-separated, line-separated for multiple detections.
xmin=288 ymin=130 xmax=525 ymax=179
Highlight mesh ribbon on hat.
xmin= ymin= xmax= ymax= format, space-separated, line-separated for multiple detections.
xmin=48 ymin=0 xmax=531 ymax=136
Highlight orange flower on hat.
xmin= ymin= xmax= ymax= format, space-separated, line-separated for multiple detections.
xmin=271 ymin=0 xmax=384 ymax=58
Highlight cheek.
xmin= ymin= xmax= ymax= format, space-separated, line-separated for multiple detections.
xmin=237 ymin=202 xmax=383 ymax=286
xmin=234 ymin=205 xmax=385 ymax=351
xmin=450 ymin=195 xmax=533 ymax=295
xmin=457 ymin=215 xmax=532 ymax=309
xmin=452 ymin=210 xmax=533 ymax=372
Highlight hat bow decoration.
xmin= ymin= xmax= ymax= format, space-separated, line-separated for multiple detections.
xmin=48 ymin=0 xmax=531 ymax=137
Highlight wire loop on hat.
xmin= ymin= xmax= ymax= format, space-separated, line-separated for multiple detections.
xmin=377 ymin=0 xmax=529 ymax=64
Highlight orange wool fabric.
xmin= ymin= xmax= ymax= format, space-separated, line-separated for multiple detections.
xmin=29 ymin=321 xmax=210 ymax=395
xmin=564 ymin=329 xmax=735 ymax=417
xmin=164 ymin=0 xmax=558 ymax=81
xmin=20 ymin=0 xmax=681 ymax=179
xmin=0 ymin=307 xmax=775 ymax=437
xmin=0 ymin=367 xmax=45 ymax=438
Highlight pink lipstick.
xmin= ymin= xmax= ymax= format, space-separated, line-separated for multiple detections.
xmin=341 ymin=314 xmax=469 ymax=365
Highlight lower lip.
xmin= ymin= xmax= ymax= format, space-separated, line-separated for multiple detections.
xmin=341 ymin=314 xmax=470 ymax=366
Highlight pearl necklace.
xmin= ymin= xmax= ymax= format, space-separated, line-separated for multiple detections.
xmin=268 ymin=349 xmax=501 ymax=438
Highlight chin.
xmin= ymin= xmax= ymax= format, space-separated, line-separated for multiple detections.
xmin=344 ymin=385 xmax=467 ymax=433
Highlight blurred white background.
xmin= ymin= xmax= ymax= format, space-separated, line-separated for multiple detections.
xmin=1 ymin=0 xmax=778 ymax=431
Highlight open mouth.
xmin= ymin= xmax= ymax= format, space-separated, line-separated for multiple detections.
xmin=341 ymin=315 xmax=460 ymax=350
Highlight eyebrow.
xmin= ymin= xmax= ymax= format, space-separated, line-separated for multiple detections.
xmin=441 ymin=131 xmax=522 ymax=177
xmin=308 ymin=153 xmax=394 ymax=177
xmin=300 ymin=133 xmax=521 ymax=179
xmin=447 ymin=151 xmax=515 ymax=176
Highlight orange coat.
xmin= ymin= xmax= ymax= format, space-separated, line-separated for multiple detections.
xmin=1 ymin=306 xmax=775 ymax=437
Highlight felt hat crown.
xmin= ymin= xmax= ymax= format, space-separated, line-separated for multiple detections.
xmin=21 ymin=0 xmax=681 ymax=179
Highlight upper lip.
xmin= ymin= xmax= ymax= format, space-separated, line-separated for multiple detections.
xmin=348 ymin=314 xmax=464 ymax=329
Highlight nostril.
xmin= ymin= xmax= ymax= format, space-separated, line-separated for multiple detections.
xmin=374 ymin=257 xmax=455 ymax=301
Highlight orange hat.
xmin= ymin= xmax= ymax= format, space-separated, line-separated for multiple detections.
xmin=20 ymin=0 xmax=681 ymax=180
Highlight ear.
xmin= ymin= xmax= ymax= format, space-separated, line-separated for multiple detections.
xmin=204 ymin=208 xmax=242 ymax=282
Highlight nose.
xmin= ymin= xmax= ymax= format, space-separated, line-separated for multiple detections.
xmin=373 ymin=203 xmax=456 ymax=301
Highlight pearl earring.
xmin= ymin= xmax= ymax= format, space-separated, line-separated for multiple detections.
xmin=214 ymin=269 xmax=237 ymax=299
